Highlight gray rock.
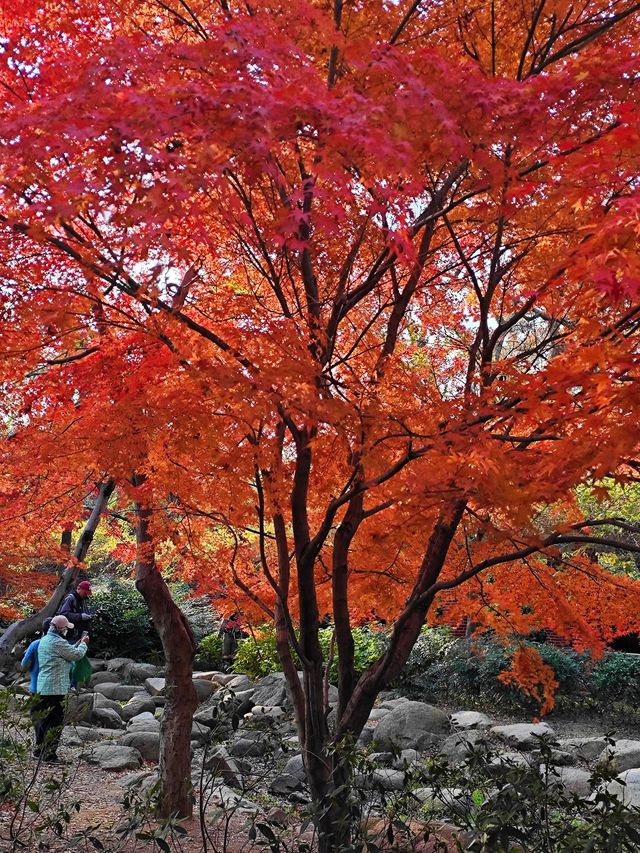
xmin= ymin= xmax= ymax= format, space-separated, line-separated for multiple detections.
xmin=194 ymin=706 xmax=222 ymax=728
xmin=252 ymin=673 xmax=289 ymax=708
xmin=61 ymin=725 xmax=121 ymax=746
xmin=90 ymin=671 xmax=122 ymax=687
xmin=250 ymin=705 xmax=286 ymax=720
xmin=191 ymin=720 xmax=211 ymax=745
xmin=367 ymin=707 xmax=390 ymax=722
xmin=83 ymin=742 xmax=142 ymax=771
xmin=439 ymin=730 xmax=487 ymax=766
xmin=64 ymin=692 xmax=94 ymax=725
xmin=206 ymin=783 xmax=260 ymax=814
xmin=225 ymin=674 xmax=254 ymax=692
xmin=598 ymin=739 xmax=640 ymax=772
xmin=94 ymin=683 xmax=139 ymax=702
xmin=269 ymin=773 xmax=302 ymax=795
xmin=107 ymin=657 xmax=136 ymax=676
xmin=488 ymin=752 xmax=536 ymax=774
xmin=127 ymin=712 xmax=160 ymax=733
xmin=193 ymin=679 xmax=215 ymax=702
xmin=204 ymin=746 xmax=242 ymax=787
xmin=128 ymin=663 xmax=160 ymax=683
xmin=450 ymin=711 xmax=493 ymax=731
xmin=119 ymin=731 xmax=160 ymax=762
xmin=88 ymin=658 xmax=107 ymax=673
xmin=392 ymin=749 xmax=421 ymax=770
xmin=491 ymin=722 xmax=556 ymax=749
xmin=607 ymin=768 xmax=640 ymax=806
xmin=370 ymin=769 xmax=406 ymax=791
xmin=229 ymin=736 xmax=271 ymax=758
xmin=412 ymin=787 xmax=470 ymax=816
xmin=552 ymin=767 xmax=592 ymax=797
xmin=121 ymin=695 xmax=157 ymax=721
xmin=372 ymin=701 xmax=449 ymax=751
xmin=532 ymin=748 xmax=574 ymax=767
xmin=358 ymin=727 xmax=374 ymax=747
xmin=369 ymin=752 xmax=394 ymax=766
xmin=91 ymin=707 xmax=125 ymax=730
xmin=232 ymin=689 xmax=256 ymax=716
xmin=144 ymin=677 xmax=166 ymax=696
xmin=558 ymin=737 xmax=608 ymax=763
xmin=284 ymin=753 xmax=306 ymax=782
xmin=93 ymin=693 xmax=123 ymax=715
xmin=118 ymin=770 xmax=158 ymax=792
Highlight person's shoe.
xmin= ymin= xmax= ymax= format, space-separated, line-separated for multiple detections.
xmin=42 ymin=755 xmax=66 ymax=765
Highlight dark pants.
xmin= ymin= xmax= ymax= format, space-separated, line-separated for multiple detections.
xmin=32 ymin=694 xmax=65 ymax=759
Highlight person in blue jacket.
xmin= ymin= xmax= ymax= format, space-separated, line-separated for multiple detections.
xmin=21 ymin=617 xmax=52 ymax=694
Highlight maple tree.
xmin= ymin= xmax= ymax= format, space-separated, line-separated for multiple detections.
xmin=2 ymin=0 xmax=640 ymax=845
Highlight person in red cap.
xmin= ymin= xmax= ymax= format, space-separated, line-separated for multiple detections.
xmin=57 ymin=580 xmax=94 ymax=643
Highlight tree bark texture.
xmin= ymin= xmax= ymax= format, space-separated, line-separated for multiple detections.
xmin=133 ymin=480 xmax=198 ymax=819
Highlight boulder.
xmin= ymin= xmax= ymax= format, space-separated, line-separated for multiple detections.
xmin=224 ymin=674 xmax=254 ymax=693
xmin=392 ymin=749 xmax=421 ymax=770
xmin=251 ymin=673 xmax=289 ymax=708
xmin=94 ymin=683 xmax=139 ymax=702
xmin=551 ymin=767 xmax=592 ymax=797
xmin=191 ymin=721 xmax=211 ymax=745
xmin=107 ymin=657 xmax=136 ymax=675
xmin=598 ymin=739 xmax=640 ymax=773
xmin=284 ymin=753 xmax=306 ymax=782
xmin=206 ymin=783 xmax=260 ymax=814
xmin=193 ymin=679 xmax=215 ymax=702
xmin=64 ymin=693 xmax=94 ymax=725
xmin=269 ymin=773 xmax=303 ymax=795
xmin=90 ymin=671 xmax=122 ymax=687
xmin=557 ymin=737 xmax=608 ymax=763
xmin=119 ymin=731 xmax=160 ymax=762
xmin=367 ymin=708 xmax=390 ymax=722
xmin=450 ymin=711 xmax=493 ymax=731
xmin=488 ymin=752 xmax=536 ymax=774
xmin=439 ymin=730 xmax=487 ymax=766
xmin=127 ymin=712 xmax=160 ymax=733
xmin=118 ymin=770 xmax=158 ymax=793
xmin=250 ymin=704 xmax=286 ymax=720
xmin=121 ymin=695 xmax=157 ymax=721
xmin=91 ymin=707 xmax=125 ymax=730
xmin=491 ymin=722 xmax=556 ymax=749
xmin=229 ymin=734 xmax=271 ymax=758
xmin=204 ymin=746 xmax=242 ymax=787
xmin=128 ymin=663 xmax=160 ymax=684
xmin=412 ymin=787 xmax=470 ymax=816
xmin=88 ymin=658 xmax=107 ymax=673
xmin=61 ymin=725 xmax=122 ymax=746
xmin=93 ymin=693 xmax=123 ymax=715
xmin=83 ymin=742 xmax=143 ymax=771
xmin=607 ymin=768 xmax=640 ymax=807
xmin=372 ymin=700 xmax=449 ymax=751
xmin=144 ymin=677 xmax=166 ymax=696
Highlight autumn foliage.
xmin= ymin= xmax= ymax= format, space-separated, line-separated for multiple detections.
xmin=1 ymin=0 xmax=640 ymax=834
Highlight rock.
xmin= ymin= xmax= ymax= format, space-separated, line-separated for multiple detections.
xmin=128 ymin=663 xmax=160 ymax=683
xmin=369 ymin=752 xmax=394 ymax=766
xmin=91 ymin=707 xmax=125 ymax=729
xmin=412 ymin=787 xmax=468 ymax=815
xmin=61 ymin=725 xmax=122 ymax=746
xmin=358 ymin=727 xmax=374 ymax=747
xmin=121 ymin=695 xmax=157 ymax=721
xmin=284 ymin=754 xmax=306 ymax=782
xmin=439 ymin=730 xmax=487 ymax=766
xmin=607 ymin=768 xmax=640 ymax=807
xmin=191 ymin=721 xmax=211 ymax=745
xmin=118 ymin=770 xmax=157 ymax=789
xmin=193 ymin=679 xmax=215 ymax=702
xmin=119 ymin=731 xmax=160 ymax=762
xmin=392 ymin=749 xmax=421 ymax=770
xmin=83 ymin=742 xmax=142 ymax=771
xmin=206 ymin=783 xmax=260 ymax=814
xmin=229 ymin=734 xmax=271 ymax=758
xmin=194 ymin=706 xmax=222 ymax=728
xmin=532 ymin=748 xmax=574 ymax=767
xmin=88 ymin=658 xmax=107 ymax=673
xmin=204 ymin=746 xmax=242 ymax=787
xmin=107 ymin=657 xmax=136 ymax=676
xmin=250 ymin=705 xmax=286 ymax=720
xmin=450 ymin=711 xmax=493 ymax=731
xmin=127 ymin=712 xmax=160 ymax=733
xmin=251 ymin=673 xmax=289 ymax=708
xmin=370 ymin=769 xmax=406 ymax=791
xmin=94 ymin=683 xmax=139 ymax=702
xmin=64 ymin=692 xmax=95 ymax=725
xmin=90 ymin=671 xmax=122 ymax=687
xmin=210 ymin=672 xmax=240 ymax=686
xmin=598 ymin=739 xmax=640 ymax=772
xmin=269 ymin=773 xmax=302 ymax=795
xmin=552 ymin=767 xmax=592 ymax=797
xmin=558 ymin=737 xmax=608 ymax=763
xmin=144 ymin=677 xmax=166 ymax=696
xmin=488 ymin=752 xmax=536 ymax=774
xmin=491 ymin=722 xmax=556 ymax=749
xmin=372 ymin=700 xmax=449 ymax=751
xmin=225 ymin=674 xmax=254 ymax=692
xmin=93 ymin=693 xmax=123 ymax=715
xmin=367 ymin=708 xmax=390 ymax=722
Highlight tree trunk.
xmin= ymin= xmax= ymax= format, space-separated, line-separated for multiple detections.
xmin=0 ymin=479 xmax=114 ymax=670
xmin=133 ymin=479 xmax=198 ymax=819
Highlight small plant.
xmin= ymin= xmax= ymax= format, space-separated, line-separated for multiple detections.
xmin=592 ymin=652 xmax=640 ymax=704
xmin=196 ymin=633 xmax=225 ymax=671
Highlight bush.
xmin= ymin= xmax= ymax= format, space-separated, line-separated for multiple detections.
xmin=233 ymin=625 xmax=284 ymax=679
xmin=89 ymin=580 xmax=162 ymax=660
xmin=318 ymin=625 xmax=388 ymax=681
xmin=195 ymin=633 xmax=224 ymax=671
xmin=592 ymin=652 xmax=640 ymax=704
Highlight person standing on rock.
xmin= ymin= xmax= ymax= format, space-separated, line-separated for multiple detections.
xmin=33 ymin=615 xmax=89 ymax=763
xmin=58 ymin=580 xmax=94 ymax=642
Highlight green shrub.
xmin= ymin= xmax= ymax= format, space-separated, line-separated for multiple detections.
xmin=195 ymin=633 xmax=224 ymax=671
xmin=234 ymin=625 xmax=284 ymax=679
xmin=89 ymin=580 xmax=162 ymax=660
xmin=592 ymin=652 xmax=640 ymax=704
xmin=318 ymin=626 xmax=387 ymax=680
xmin=533 ymin=642 xmax=588 ymax=694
